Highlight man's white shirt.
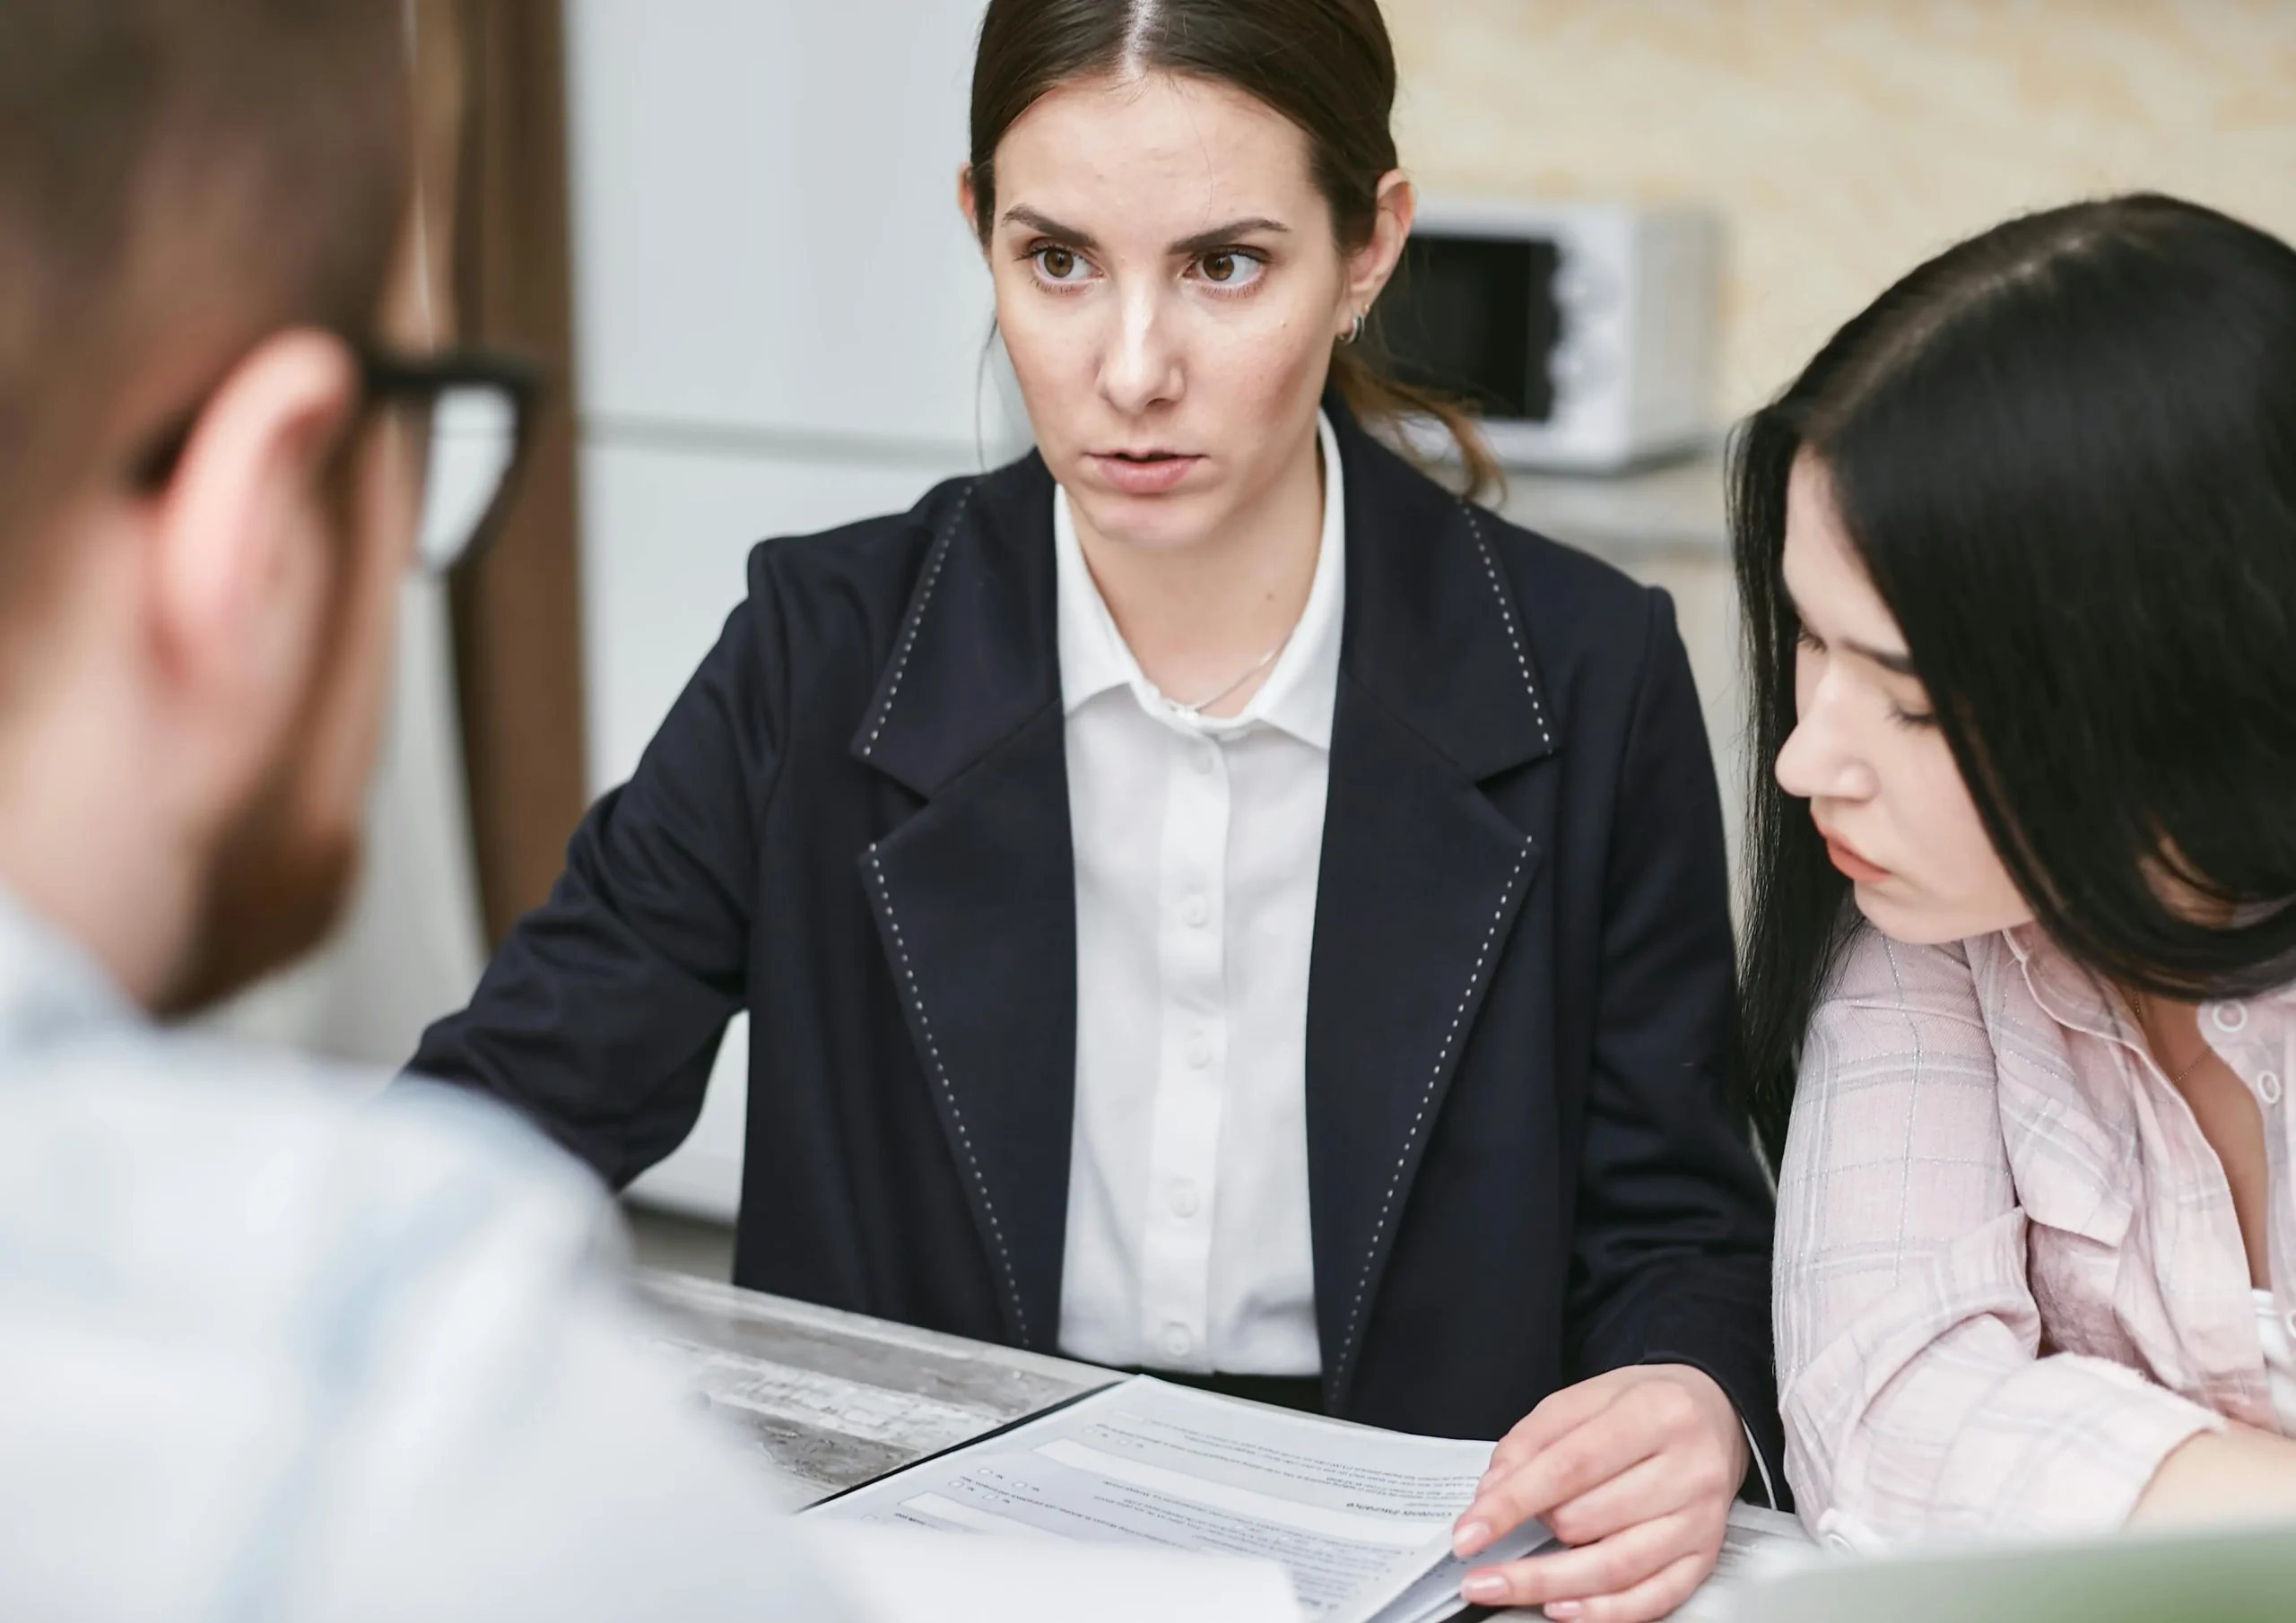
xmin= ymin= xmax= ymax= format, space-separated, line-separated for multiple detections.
xmin=0 ymin=889 xmax=849 ymax=1622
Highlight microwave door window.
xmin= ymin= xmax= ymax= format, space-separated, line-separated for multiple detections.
xmin=1378 ymin=235 xmax=1561 ymax=424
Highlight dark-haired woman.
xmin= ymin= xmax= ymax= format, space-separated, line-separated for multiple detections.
xmin=417 ymin=4 xmax=1779 ymax=1610
xmin=1743 ymin=193 xmax=2296 ymax=1546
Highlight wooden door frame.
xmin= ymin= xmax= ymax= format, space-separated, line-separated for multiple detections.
xmin=448 ymin=0 xmax=589 ymax=944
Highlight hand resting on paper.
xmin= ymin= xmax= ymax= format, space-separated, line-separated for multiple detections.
xmin=1448 ymin=1364 xmax=1747 ymax=1622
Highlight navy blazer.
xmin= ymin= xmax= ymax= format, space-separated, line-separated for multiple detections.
xmin=413 ymin=407 xmax=1783 ymax=1478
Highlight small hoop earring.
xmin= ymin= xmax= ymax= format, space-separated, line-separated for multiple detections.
xmin=1341 ymin=310 xmax=1366 ymax=346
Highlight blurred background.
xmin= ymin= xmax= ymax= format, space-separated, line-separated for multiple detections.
xmin=211 ymin=0 xmax=2296 ymax=1262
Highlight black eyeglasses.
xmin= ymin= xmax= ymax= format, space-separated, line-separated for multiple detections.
xmin=129 ymin=343 xmax=542 ymax=575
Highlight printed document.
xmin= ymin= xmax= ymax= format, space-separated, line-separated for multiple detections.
xmin=804 ymin=1375 xmax=1807 ymax=1623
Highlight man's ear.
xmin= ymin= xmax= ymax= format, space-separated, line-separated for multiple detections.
xmin=145 ymin=329 xmax=360 ymax=696
xmin=1346 ymin=169 xmax=1416 ymax=323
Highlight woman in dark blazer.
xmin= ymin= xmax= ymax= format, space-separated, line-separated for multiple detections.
xmin=416 ymin=2 xmax=1778 ymax=1616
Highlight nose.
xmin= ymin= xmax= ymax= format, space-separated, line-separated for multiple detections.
xmin=1774 ymin=677 xmax=1879 ymax=806
xmin=1098 ymin=280 xmax=1182 ymax=417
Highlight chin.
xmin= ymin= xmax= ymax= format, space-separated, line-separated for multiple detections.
xmin=1065 ymin=479 xmax=1224 ymax=554
xmin=1851 ymin=884 xmax=2026 ymax=948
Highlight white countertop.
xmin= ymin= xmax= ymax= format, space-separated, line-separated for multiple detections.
xmin=1492 ymin=449 xmax=1730 ymax=560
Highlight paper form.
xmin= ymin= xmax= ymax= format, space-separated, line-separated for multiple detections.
xmin=806 ymin=1376 xmax=1813 ymax=1623
xmin=807 ymin=1376 xmax=1510 ymax=1618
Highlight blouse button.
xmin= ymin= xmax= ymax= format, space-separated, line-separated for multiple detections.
xmin=1185 ymin=1031 xmax=1212 ymax=1069
xmin=2260 ymin=1071 xmax=2284 ymax=1107
xmin=1162 ymin=1324 xmax=1194 ymax=1360
xmin=1190 ymin=745 xmax=1218 ymax=776
xmin=1182 ymin=891 xmax=1210 ymax=928
xmin=2210 ymin=1001 xmax=2249 ymax=1035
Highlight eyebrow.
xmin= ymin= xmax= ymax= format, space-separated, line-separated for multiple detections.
xmin=1845 ymin=639 xmax=1918 ymax=677
xmin=1170 ymin=216 xmax=1291 ymax=256
xmin=1000 ymin=205 xmax=1100 ymax=252
xmin=997 ymin=205 xmax=1291 ymax=258
xmin=1784 ymin=586 xmax=1920 ymax=676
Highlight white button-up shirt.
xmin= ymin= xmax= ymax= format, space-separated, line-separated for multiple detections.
xmin=1053 ymin=412 xmax=1345 ymax=1376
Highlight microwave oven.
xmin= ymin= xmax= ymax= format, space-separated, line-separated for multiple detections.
xmin=1374 ymin=197 xmax=1721 ymax=473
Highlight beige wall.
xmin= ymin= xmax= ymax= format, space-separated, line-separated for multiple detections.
xmin=1387 ymin=0 xmax=2296 ymax=415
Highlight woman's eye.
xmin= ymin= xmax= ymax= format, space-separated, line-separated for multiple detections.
xmin=1794 ymin=627 xmax=1825 ymax=655
xmin=1031 ymin=246 xmax=1090 ymax=283
xmin=1192 ymin=249 xmax=1265 ymax=290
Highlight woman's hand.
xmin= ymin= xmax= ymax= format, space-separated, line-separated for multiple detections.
xmin=1451 ymin=1364 xmax=1747 ymax=1622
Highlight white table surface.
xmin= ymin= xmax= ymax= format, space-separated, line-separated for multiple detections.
xmin=631 ymin=1268 xmax=1805 ymax=1619
xmin=631 ymin=1269 xmax=1118 ymax=1506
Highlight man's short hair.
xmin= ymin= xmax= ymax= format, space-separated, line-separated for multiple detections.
xmin=0 ymin=0 xmax=413 ymax=612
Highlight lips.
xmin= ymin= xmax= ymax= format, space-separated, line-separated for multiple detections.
xmin=1086 ymin=450 xmax=1204 ymax=497
xmin=1819 ymin=828 xmax=1892 ymax=884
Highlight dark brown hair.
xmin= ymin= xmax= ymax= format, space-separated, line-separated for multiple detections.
xmin=966 ymin=0 xmax=1500 ymax=500
xmin=0 ymin=0 xmax=413 ymax=613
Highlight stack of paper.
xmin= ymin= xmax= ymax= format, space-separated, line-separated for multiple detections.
xmin=804 ymin=1375 xmax=1807 ymax=1622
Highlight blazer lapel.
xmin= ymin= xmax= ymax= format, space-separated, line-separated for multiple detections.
xmin=1308 ymin=413 xmax=1560 ymax=1402
xmin=852 ymin=456 xmax=1076 ymax=1352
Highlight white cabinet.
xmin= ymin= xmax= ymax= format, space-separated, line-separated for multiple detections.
xmin=579 ymin=438 xmax=961 ymax=793
xmin=565 ymin=0 xmax=1005 ymax=450
xmin=566 ymin=1 xmax=1002 ymax=1219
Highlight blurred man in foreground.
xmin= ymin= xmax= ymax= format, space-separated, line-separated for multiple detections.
xmin=0 ymin=3 xmax=847 ymax=1616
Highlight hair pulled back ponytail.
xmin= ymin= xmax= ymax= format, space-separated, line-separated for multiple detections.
xmin=967 ymin=0 xmax=1500 ymax=502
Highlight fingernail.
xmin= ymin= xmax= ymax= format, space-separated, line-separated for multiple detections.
xmin=1452 ymin=1519 xmax=1489 ymax=1557
xmin=1460 ymin=1573 xmax=1509 ymax=1604
xmin=1544 ymin=1604 xmax=1582 ymax=1620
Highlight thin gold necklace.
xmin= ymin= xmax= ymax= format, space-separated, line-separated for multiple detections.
xmin=1162 ymin=630 xmax=1293 ymax=718
xmin=2134 ymin=990 xmax=2214 ymax=1087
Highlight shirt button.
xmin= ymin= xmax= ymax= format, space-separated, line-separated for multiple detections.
xmin=1162 ymin=1324 xmax=1194 ymax=1360
xmin=1185 ymin=1031 xmax=1212 ymax=1069
xmin=1182 ymin=891 xmax=1209 ymax=928
xmin=2261 ymin=1071 xmax=2284 ymax=1107
xmin=1190 ymin=744 xmax=1217 ymax=776
xmin=2211 ymin=1002 xmax=2250 ymax=1035
xmin=1170 ymin=1180 xmax=1200 ymax=1218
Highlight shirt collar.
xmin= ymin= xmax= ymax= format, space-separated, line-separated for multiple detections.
xmin=1999 ymin=924 xmax=2131 ymax=1046
xmin=1054 ymin=410 xmax=1346 ymax=750
xmin=1998 ymin=921 xmax=2296 ymax=1043
xmin=0 ymin=881 xmax=138 ymax=1056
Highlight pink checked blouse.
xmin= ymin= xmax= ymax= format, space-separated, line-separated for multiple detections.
xmin=1774 ymin=921 xmax=2296 ymax=1547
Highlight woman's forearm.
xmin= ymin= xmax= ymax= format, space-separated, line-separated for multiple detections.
xmin=2128 ymin=1422 xmax=2296 ymax=1528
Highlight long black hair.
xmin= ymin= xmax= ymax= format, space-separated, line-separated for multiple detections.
xmin=1734 ymin=194 xmax=2296 ymax=1162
